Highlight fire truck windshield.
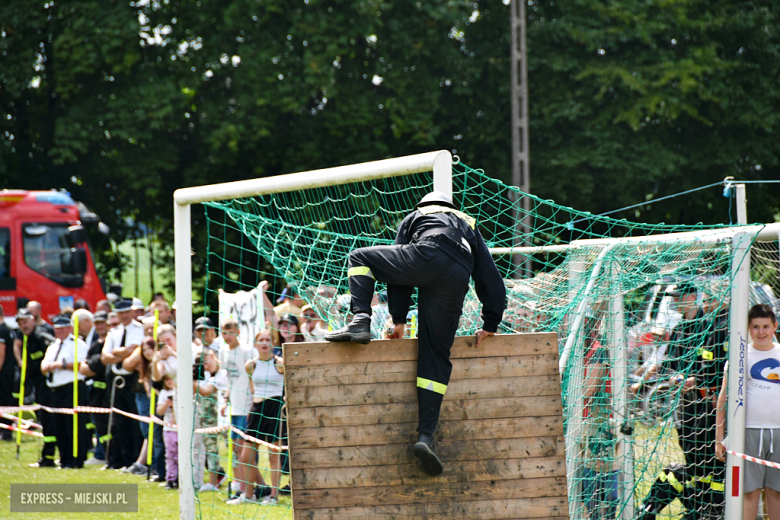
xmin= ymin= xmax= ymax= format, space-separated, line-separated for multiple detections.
xmin=0 ymin=227 xmax=9 ymax=279
xmin=23 ymin=223 xmax=84 ymax=288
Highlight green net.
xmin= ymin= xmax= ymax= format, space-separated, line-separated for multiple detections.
xmin=193 ymin=160 xmax=776 ymax=519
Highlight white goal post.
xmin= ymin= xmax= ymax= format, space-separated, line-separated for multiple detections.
xmin=174 ymin=154 xmax=778 ymax=519
xmin=172 ymin=150 xmax=454 ymax=519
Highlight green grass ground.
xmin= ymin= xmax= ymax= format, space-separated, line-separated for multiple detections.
xmin=0 ymin=436 xmax=292 ymax=520
xmin=118 ymin=240 xmax=172 ymax=306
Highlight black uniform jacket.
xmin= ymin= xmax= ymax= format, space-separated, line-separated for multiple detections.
xmin=391 ymin=207 xmax=506 ymax=332
xmin=20 ymin=326 xmax=55 ymax=386
xmin=663 ymin=307 xmax=728 ymax=391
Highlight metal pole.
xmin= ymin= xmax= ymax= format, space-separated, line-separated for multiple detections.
xmin=735 ymin=184 xmax=747 ymax=225
xmin=564 ymin=248 xmax=588 ymax=519
xmin=104 ymin=375 xmax=125 ymax=467
xmin=174 ymin=151 xmax=452 ymax=205
xmin=432 ymin=151 xmax=453 ymax=199
xmin=724 ymin=231 xmax=750 ymax=517
xmin=175 ymin=201 xmax=195 ymax=520
xmin=510 ymin=0 xmax=531 ymax=279
xmin=608 ymin=259 xmax=634 ymax=519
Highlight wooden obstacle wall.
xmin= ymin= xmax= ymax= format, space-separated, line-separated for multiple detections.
xmin=284 ymin=333 xmax=568 ymax=520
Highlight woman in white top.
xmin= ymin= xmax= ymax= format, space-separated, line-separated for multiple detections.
xmin=228 ymin=329 xmax=286 ymax=506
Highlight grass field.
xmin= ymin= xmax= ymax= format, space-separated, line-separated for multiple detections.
xmin=0 ymin=436 xmax=293 ymax=520
xmin=118 ymin=239 xmax=172 ymax=306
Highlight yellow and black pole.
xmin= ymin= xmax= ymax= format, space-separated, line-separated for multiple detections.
xmin=16 ymin=335 xmax=27 ymax=460
xmin=147 ymin=309 xmax=159 ymax=480
xmin=72 ymin=315 xmax=79 ymax=458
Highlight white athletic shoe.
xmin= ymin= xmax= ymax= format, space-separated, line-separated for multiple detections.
xmin=226 ymin=495 xmax=256 ymax=505
xmin=84 ymin=457 xmax=106 ymax=466
xmin=259 ymin=496 xmax=278 ymax=506
xmin=230 ymin=481 xmax=241 ymax=493
xmin=199 ymin=483 xmax=219 ymax=492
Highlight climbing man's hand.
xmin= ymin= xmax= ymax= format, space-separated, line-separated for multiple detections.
xmin=474 ymin=330 xmax=494 ymax=348
xmin=388 ymin=323 xmax=406 ymax=339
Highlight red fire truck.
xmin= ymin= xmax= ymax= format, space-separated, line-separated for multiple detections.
xmin=0 ymin=190 xmax=109 ymax=324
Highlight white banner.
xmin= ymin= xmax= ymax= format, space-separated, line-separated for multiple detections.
xmin=217 ymin=285 xmax=266 ymax=345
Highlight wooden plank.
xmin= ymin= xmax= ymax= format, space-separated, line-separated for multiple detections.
xmin=288 ymin=395 xmax=562 ymax=429
xmin=292 ymin=455 xmax=565 ymax=490
xmin=286 ymin=333 xmax=567 ymax=520
xmin=283 ymin=333 xmax=557 ymax=367
xmin=285 ymin=354 xmax=560 ymax=387
xmin=287 ymin=375 xmax=561 ymax=409
xmin=289 ymin=415 xmax=562 ymax=450
xmin=293 ymin=476 xmax=567 ymax=509
xmin=291 ymin=435 xmax=564 ymax=469
xmin=295 ymin=496 xmax=568 ymax=520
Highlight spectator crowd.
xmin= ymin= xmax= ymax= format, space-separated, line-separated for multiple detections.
xmin=0 ymin=283 xmax=386 ymax=505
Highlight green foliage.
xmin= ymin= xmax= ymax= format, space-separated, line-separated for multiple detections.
xmin=1 ymin=0 xmax=780 ymax=293
xmin=527 ymin=0 xmax=780 ymax=225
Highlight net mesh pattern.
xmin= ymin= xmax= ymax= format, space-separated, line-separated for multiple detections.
xmin=192 ymin=160 xmax=775 ymax=519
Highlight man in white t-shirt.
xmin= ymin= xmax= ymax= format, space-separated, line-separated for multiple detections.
xmin=217 ymin=318 xmax=254 ymax=500
xmin=716 ymin=303 xmax=780 ymax=520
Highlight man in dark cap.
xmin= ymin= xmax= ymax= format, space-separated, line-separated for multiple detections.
xmin=40 ymin=315 xmax=89 ymax=468
xmin=100 ymin=299 xmax=144 ymax=469
xmin=195 ymin=317 xmax=218 ymax=353
xmin=14 ymin=308 xmax=57 ymax=467
xmin=325 ymin=191 xmax=507 ymax=476
xmin=639 ymin=282 xmax=728 ymax=519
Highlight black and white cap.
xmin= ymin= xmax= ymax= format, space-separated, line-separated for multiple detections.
xmin=16 ymin=308 xmax=34 ymax=321
xmin=416 ymin=191 xmax=456 ymax=210
xmin=194 ymin=316 xmax=214 ymax=330
xmin=115 ymin=300 xmax=133 ymax=312
xmin=53 ymin=315 xmax=71 ymax=328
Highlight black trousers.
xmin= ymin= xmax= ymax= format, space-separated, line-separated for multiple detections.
xmin=0 ymin=369 xmax=15 ymax=435
xmin=35 ymin=379 xmax=57 ymax=462
xmin=88 ymin=384 xmax=109 ymax=456
xmin=103 ymin=372 xmax=142 ymax=469
xmin=349 ymin=239 xmax=470 ymax=434
xmin=641 ymin=396 xmax=724 ymax=519
xmin=49 ymin=381 xmax=90 ymax=468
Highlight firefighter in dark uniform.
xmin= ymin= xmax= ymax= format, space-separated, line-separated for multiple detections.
xmin=325 ymin=191 xmax=506 ymax=475
xmin=40 ymin=315 xmax=90 ymax=468
xmin=639 ymin=283 xmax=727 ymax=519
xmin=79 ymin=310 xmax=109 ymax=464
xmin=0 ymin=305 xmax=17 ymax=439
xmin=14 ymin=309 xmax=57 ymax=467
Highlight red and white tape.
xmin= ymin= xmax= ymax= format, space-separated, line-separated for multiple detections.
xmin=0 ymin=422 xmax=44 ymax=438
xmin=727 ymin=450 xmax=780 ymax=470
xmin=0 ymin=405 xmax=288 ymax=450
xmin=1 ymin=412 xmax=42 ymax=430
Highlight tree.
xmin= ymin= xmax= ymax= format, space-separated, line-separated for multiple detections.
xmin=526 ymin=0 xmax=780 ymax=228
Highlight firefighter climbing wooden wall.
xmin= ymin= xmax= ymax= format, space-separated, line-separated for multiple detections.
xmin=284 ymin=333 xmax=569 ymax=520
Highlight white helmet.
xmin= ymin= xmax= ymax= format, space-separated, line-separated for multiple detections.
xmin=416 ymin=191 xmax=456 ymax=210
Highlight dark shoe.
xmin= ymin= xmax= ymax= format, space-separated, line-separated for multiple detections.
xmin=29 ymin=459 xmax=56 ymax=468
xmin=254 ymin=485 xmax=272 ymax=499
xmin=278 ymin=484 xmax=291 ymax=495
xmin=165 ymin=480 xmax=178 ymax=490
xmin=324 ymin=314 xmax=371 ymax=344
xmin=413 ymin=433 xmax=443 ymax=476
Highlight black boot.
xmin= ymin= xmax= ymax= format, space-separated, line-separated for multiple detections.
xmin=324 ymin=314 xmax=371 ymax=344
xmin=413 ymin=433 xmax=443 ymax=476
